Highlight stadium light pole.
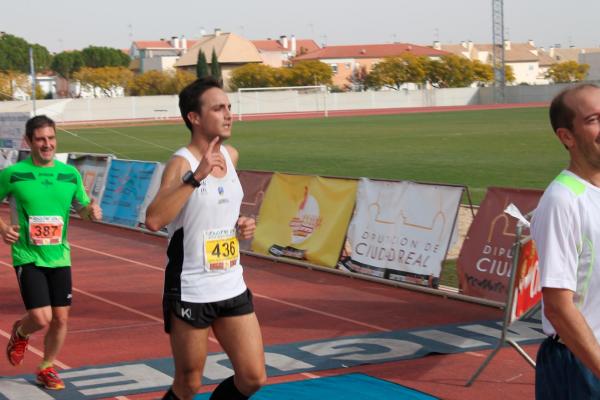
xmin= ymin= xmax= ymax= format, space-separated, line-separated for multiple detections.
xmin=492 ymin=0 xmax=506 ymax=103
xmin=29 ymin=47 xmax=37 ymax=115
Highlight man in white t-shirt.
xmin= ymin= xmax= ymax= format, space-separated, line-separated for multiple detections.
xmin=531 ymin=83 xmax=600 ymax=399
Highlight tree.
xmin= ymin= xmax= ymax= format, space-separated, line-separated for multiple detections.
xmin=73 ymin=66 xmax=133 ymax=97
xmin=546 ymin=61 xmax=589 ymax=83
xmin=504 ymin=65 xmax=516 ymax=84
xmin=129 ymin=69 xmax=196 ymax=96
xmin=172 ymin=70 xmax=198 ymax=92
xmin=80 ymin=46 xmax=130 ymax=68
xmin=0 ymin=70 xmax=29 ymax=100
xmin=210 ymin=48 xmax=222 ymax=81
xmin=196 ymin=50 xmax=209 ymax=78
xmin=129 ymin=70 xmax=173 ymax=96
xmin=288 ymin=60 xmax=333 ymax=86
xmin=51 ymin=51 xmax=84 ymax=79
xmin=229 ymin=63 xmax=276 ymax=90
xmin=368 ymin=54 xmax=427 ymax=90
xmin=0 ymin=33 xmax=52 ymax=73
xmin=345 ymin=65 xmax=370 ymax=91
xmin=272 ymin=67 xmax=293 ymax=86
xmin=472 ymin=60 xmax=494 ymax=86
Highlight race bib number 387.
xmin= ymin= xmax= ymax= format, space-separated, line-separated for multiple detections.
xmin=29 ymin=216 xmax=64 ymax=245
xmin=203 ymin=228 xmax=239 ymax=271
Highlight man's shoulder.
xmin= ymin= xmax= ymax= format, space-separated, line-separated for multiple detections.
xmin=0 ymin=158 xmax=32 ymax=178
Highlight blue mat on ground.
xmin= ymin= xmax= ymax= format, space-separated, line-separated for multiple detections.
xmin=0 ymin=311 xmax=542 ymax=399
xmin=194 ymin=373 xmax=438 ymax=400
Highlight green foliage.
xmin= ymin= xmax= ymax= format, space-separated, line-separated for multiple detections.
xmin=230 ymin=60 xmax=332 ymax=89
xmin=230 ymin=63 xmax=276 ymax=90
xmin=31 ymin=44 xmax=53 ymax=72
xmin=196 ymin=50 xmax=209 ymax=78
xmin=81 ymin=46 xmax=130 ymax=68
xmin=51 ymin=51 xmax=84 ymax=79
xmin=472 ymin=60 xmax=493 ymax=85
xmin=210 ymin=48 xmax=222 ymax=81
xmin=287 ymin=60 xmax=333 ymax=86
xmin=505 ymin=64 xmax=516 ymax=83
xmin=368 ymin=54 xmax=427 ymax=90
xmin=426 ymin=55 xmax=474 ymax=88
xmin=0 ymin=70 xmax=29 ymax=100
xmin=171 ymin=69 xmax=198 ymax=92
xmin=0 ymin=33 xmax=52 ymax=73
xmin=129 ymin=69 xmax=196 ymax=96
xmin=73 ymin=66 xmax=133 ymax=97
xmin=546 ymin=61 xmax=590 ymax=83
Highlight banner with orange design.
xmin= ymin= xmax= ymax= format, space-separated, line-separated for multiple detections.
xmin=338 ymin=178 xmax=463 ymax=287
xmin=457 ymin=187 xmax=543 ymax=302
xmin=510 ymin=238 xmax=542 ymax=322
xmin=252 ymin=173 xmax=357 ymax=267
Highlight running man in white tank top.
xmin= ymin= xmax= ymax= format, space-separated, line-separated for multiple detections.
xmin=532 ymin=84 xmax=600 ymax=399
xmin=145 ymin=77 xmax=266 ymax=400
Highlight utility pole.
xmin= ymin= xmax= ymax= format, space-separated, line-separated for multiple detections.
xmin=492 ymin=0 xmax=506 ymax=103
xmin=29 ymin=47 xmax=36 ymax=115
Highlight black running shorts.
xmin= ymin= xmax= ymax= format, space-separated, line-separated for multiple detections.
xmin=14 ymin=263 xmax=72 ymax=309
xmin=163 ymin=289 xmax=254 ymax=333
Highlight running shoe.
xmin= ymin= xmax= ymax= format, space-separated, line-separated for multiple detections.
xmin=6 ymin=320 xmax=28 ymax=366
xmin=36 ymin=366 xmax=65 ymax=390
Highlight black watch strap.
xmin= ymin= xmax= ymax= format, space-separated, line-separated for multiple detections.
xmin=182 ymin=170 xmax=201 ymax=188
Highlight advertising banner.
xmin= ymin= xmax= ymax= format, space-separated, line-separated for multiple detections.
xmin=457 ymin=187 xmax=543 ymax=302
xmin=0 ymin=148 xmax=18 ymax=169
xmin=68 ymin=153 xmax=112 ymax=204
xmin=0 ymin=112 xmax=29 ymax=150
xmin=137 ymin=162 xmax=165 ymax=228
xmin=510 ymin=238 xmax=542 ymax=322
xmin=338 ymin=179 xmax=463 ymax=287
xmin=100 ymin=159 xmax=157 ymax=227
xmin=252 ymin=173 xmax=357 ymax=267
xmin=238 ymin=170 xmax=273 ymax=251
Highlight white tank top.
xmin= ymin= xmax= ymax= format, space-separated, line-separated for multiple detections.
xmin=165 ymin=146 xmax=246 ymax=303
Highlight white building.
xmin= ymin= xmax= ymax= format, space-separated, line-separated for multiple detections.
xmin=252 ymin=35 xmax=320 ymax=67
xmin=434 ymin=40 xmax=556 ymax=85
xmin=130 ymin=36 xmax=199 ymax=73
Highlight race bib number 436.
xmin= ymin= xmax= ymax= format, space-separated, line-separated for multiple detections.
xmin=203 ymin=228 xmax=239 ymax=271
xmin=29 ymin=216 xmax=64 ymax=245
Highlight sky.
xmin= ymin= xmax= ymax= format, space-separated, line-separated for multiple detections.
xmin=3 ymin=0 xmax=600 ymax=53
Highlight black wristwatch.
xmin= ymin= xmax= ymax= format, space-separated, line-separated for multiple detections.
xmin=182 ymin=170 xmax=202 ymax=188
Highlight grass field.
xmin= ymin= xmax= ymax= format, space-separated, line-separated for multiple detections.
xmin=57 ymin=106 xmax=567 ymax=204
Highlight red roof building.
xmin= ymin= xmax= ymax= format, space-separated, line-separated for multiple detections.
xmin=252 ymin=35 xmax=320 ymax=67
xmin=293 ymin=43 xmax=449 ymax=89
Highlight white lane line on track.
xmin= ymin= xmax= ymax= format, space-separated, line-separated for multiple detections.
xmin=72 ymin=287 xmax=163 ymax=323
xmin=69 ymin=321 xmax=161 ymax=334
xmin=252 ymin=293 xmax=390 ymax=332
xmin=71 ymin=242 xmax=392 ymax=332
xmin=0 ymin=328 xmax=71 ymax=369
xmin=71 ymin=243 xmax=164 ymax=271
xmin=0 ymin=260 xmax=219 ymax=345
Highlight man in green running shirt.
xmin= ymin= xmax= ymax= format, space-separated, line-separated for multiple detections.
xmin=0 ymin=115 xmax=102 ymax=390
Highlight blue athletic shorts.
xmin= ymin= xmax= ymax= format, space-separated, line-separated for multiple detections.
xmin=536 ymin=336 xmax=600 ymax=399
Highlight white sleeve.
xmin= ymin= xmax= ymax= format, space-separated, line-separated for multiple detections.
xmin=531 ymin=189 xmax=580 ymax=291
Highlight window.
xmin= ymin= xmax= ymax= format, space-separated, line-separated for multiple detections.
xmin=331 ymin=64 xmax=338 ymax=74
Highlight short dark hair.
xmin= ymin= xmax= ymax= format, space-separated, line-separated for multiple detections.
xmin=178 ymin=76 xmax=223 ymax=132
xmin=25 ymin=115 xmax=55 ymax=141
xmin=549 ymin=83 xmax=600 ymax=133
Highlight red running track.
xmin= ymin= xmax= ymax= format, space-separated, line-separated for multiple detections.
xmin=0 ymin=209 xmax=539 ymax=399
